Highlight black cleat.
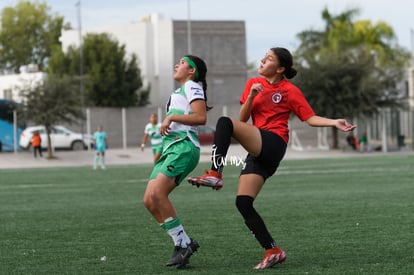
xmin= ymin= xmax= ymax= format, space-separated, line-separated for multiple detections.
xmin=165 ymin=246 xmax=186 ymax=266
xmin=165 ymin=239 xmax=200 ymax=268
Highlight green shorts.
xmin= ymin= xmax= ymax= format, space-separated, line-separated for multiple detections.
xmin=150 ymin=138 xmax=200 ymax=185
xmin=152 ymin=144 xmax=163 ymax=155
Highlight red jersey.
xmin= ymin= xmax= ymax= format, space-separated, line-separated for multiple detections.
xmin=240 ymin=77 xmax=315 ymax=144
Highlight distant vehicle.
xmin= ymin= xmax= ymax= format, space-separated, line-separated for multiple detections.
xmin=197 ymin=125 xmax=238 ymax=146
xmin=198 ymin=125 xmax=215 ymax=145
xmin=19 ymin=125 xmax=92 ymax=151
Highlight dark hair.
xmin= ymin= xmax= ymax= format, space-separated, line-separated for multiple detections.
xmin=270 ymin=47 xmax=297 ymax=79
xmin=185 ymin=55 xmax=212 ymax=111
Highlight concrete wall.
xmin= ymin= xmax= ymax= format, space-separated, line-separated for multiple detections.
xmin=18 ymin=103 xmax=408 ymax=151
xmin=57 ymin=104 xmax=326 ymax=149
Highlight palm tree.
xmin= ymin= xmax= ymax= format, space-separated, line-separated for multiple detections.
xmin=294 ymin=7 xmax=411 ymax=148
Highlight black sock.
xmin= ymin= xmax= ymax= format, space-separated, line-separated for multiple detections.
xmin=236 ymin=195 xmax=276 ymax=249
xmin=211 ymin=116 xmax=233 ymax=173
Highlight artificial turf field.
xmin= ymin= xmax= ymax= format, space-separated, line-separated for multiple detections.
xmin=1 ymin=155 xmax=414 ymax=274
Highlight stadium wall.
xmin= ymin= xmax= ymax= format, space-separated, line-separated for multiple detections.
xmin=19 ymin=105 xmax=407 ymax=151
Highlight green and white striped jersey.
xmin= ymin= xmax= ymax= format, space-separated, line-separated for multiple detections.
xmin=164 ymin=80 xmax=205 ymax=150
xmin=144 ymin=122 xmax=162 ymax=147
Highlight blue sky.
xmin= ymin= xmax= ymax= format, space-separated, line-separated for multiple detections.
xmin=1 ymin=0 xmax=413 ymax=63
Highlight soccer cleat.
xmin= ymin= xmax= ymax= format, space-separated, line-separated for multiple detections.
xmin=253 ymin=247 xmax=286 ymax=270
xmin=165 ymin=239 xmax=200 ymax=269
xmin=165 ymin=246 xmax=189 ymax=267
xmin=187 ymin=170 xmax=223 ymax=190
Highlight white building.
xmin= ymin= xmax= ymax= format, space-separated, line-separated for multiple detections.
xmin=60 ymin=13 xmax=247 ymax=107
xmin=1 ymin=14 xmax=247 ymax=108
xmin=0 ymin=65 xmax=46 ymax=103
xmin=60 ymin=14 xmax=175 ymax=107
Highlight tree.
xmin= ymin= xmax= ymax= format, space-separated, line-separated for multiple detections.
xmin=0 ymin=1 xmax=66 ymax=73
xmin=294 ymin=7 xmax=411 ymax=148
xmin=18 ymin=75 xmax=84 ymax=158
xmin=294 ymin=54 xmax=381 ymax=147
xmin=48 ymin=33 xmax=150 ymax=107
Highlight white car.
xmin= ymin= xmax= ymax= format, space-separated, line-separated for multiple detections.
xmin=19 ymin=125 xmax=92 ymax=151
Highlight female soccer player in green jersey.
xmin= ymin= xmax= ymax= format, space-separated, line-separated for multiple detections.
xmin=141 ymin=113 xmax=162 ymax=163
xmin=143 ymin=55 xmax=211 ymax=269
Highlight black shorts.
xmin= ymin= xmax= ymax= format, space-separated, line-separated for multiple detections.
xmin=240 ymin=129 xmax=287 ymax=181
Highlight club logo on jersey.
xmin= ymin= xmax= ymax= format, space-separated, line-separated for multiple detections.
xmin=191 ymin=87 xmax=204 ymax=96
xmin=272 ymin=92 xmax=282 ymax=104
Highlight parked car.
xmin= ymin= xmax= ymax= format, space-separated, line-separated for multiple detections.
xmin=19 ymin=125 xmax=92 ymax=151
xmin=197 ymin=125 xmax=238 ymax=145
xmin=198 ymin=125 xmax=215 ymax=145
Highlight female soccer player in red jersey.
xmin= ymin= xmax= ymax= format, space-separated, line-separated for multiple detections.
xmin=188 ymin=47 xmax=356 ymax=269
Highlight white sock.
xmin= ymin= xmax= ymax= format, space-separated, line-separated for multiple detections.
xmin=162 ymin=217 xmax=191 ymax=247
xmin=167 ymin=224 xmax=191 ymax=248
xmin=93 ymin=155 xmax=99 ymax=168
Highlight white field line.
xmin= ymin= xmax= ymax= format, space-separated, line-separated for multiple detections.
xmin=1 ymin=165 xmax=411 ymax=190
xmin=276 ymin=166 xmax=411 ymax=175
xmin=0 ymin=179 xmax=147 ymax=189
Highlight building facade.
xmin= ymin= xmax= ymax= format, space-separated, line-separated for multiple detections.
xmin=59 ymin=14 xmax=247 ymax=108
xmin=0 ymin=65 xmax=46 ymax=103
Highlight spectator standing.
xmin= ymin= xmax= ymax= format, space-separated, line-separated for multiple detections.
xmin=93 ymin=126 xmax=107 ymax=170
xmin=359 ymin=132 xmax=369 ymax=152
xmin=31 ymin=131 xmax=42 ymax=158
xmin=346 ymin=132 xmax=358 ymax=151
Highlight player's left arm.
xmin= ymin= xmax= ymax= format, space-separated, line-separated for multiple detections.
xmin=306 ymin=115 xmax=356 ymax=132
xmin=160 ymin=100 xmax=207 ymax=135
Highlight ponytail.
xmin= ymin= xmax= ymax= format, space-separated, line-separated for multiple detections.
xmin=185 ymin=55 xmax=212 ymax=111
xmin=271 ymin=47 xmax=297 ymax=79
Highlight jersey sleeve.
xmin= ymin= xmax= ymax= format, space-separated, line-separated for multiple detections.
xmin=185 ymin=81 xmax=205 ymax=103
xmin=240 ymin=78 xmax=256 ymax=104
xmin=288 ymin=86 xmax=315 ymax=121
xmin=144 ymin=123 xmax=150 ymax=134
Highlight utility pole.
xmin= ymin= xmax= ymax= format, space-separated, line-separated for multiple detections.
xmin=76 ymin=1 xmax=86 ymax=143
xmin=410 ymin=29 xmax=414 ymax=150
xmin=187 ymin=0 xmax=192 ymax=54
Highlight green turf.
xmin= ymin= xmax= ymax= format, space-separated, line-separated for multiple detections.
xmin=1 ymin=155 xmax=414 ymax=274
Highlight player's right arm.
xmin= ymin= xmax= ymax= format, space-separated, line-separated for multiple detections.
xmin=141 ymin=133 xmax=148 ymax=151
xmin=240 ymin=83 xmax=261 ymax=122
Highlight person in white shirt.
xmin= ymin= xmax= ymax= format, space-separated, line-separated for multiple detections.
xmin=141 ymin=113 xmax=162 ymax=163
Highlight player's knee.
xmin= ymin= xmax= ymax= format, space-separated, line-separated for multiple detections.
xmin=143 ymin=190 xmax=161 ymax=210
xmin=236 ymin=195 xmax=254 ymax=217
xmin=143 ymin=193 xmax=151 ymax=210
xmin=217 ymin=116 xmax=233 ymax=132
